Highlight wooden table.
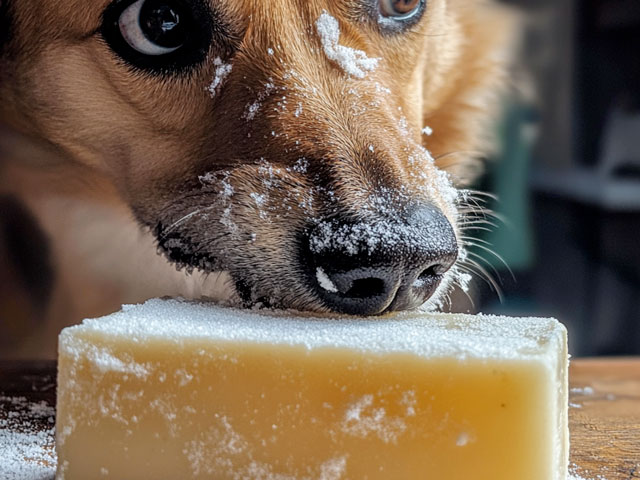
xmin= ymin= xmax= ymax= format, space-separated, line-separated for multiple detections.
xmin=1 ymin=359 xmax=639 ymax=479
xmin=569 ymin=359 xmax=640 ymax=479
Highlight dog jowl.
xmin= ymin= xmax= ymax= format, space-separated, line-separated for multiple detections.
xmin=0 ymin=0 xmax=511 ymax=316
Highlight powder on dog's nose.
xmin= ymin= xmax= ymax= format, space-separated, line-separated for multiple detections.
xmin=316 ymin=267 xmax=339 ymax=293
xmin=316 ymin=11 xmax=380 ymax=78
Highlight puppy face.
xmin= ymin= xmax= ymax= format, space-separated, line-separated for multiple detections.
xmin=1 ymin=0 xmax=510 ymax=314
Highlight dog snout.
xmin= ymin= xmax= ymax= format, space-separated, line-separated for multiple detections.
xmin=303 ymin=204 xmax=458 ymax=316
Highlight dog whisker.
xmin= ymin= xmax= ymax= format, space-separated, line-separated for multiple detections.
xmin=459 ymin=216 xmax=498 ymax=229
xmin=462 ymin=240 xmax=514 ymax=280
xmin=157 ymin=206 xmax=217 ymax=240
xmin=460 ymin=188 xmax=498 ymax=201
xmin=432 ymin=150 xmax=485 ymax=162
xmin=458 ymin=258 xmax=504 ymax=301
xmin=458 ymin=225 xmax=494 ymax=234
xmin=451 ymin=274 xmax=477 ymax=310
xmin=466 ymin=250 xmax=507 ymax=284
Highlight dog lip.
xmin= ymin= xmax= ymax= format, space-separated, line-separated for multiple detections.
xmin=384 ymin=273 xmax=443 ymax=313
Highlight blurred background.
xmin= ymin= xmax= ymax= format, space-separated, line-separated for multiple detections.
xmin=1 ymin=0 xmax=639 ymax=358
xmin=467 ymin=0 xmax=640 ymax=355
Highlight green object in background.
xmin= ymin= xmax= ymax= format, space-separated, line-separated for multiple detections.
xmin=477 ymin=102 xmax=536 ymax=272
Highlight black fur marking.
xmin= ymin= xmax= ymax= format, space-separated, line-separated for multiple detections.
xmin=153 ymin=220 xmax=222 ymax=273
xmin=0 ymin=195 xmax=55 ymax=314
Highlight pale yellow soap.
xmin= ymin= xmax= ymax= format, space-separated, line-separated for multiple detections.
xmin=55 ymin=299 xmax=568 ymax=480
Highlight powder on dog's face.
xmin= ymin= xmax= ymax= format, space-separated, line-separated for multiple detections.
xmin=207 ymin=57 xmax=233 ymax=97
xmin=315 ymin=11 xmax=380 ymax=79
xmin=0 ymin=0 xmax=514 ymax=316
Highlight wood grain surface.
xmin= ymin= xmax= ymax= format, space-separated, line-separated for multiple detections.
xmin=1 ymin=359 xmax=639 ymax=479
xmin=569 ymin=359 xmax=640 ymax=479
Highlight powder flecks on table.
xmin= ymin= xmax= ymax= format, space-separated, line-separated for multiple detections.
xmin=316 ymin=11 xmax=380 ymax=79
xmin=0 ymin=396 xmax=56 ymax=480
xmin=569 ymin=463 xmax=608 ymax=480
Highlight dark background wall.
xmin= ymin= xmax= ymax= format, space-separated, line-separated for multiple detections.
xmin=472 ymin=0 xmax=640 ymax=356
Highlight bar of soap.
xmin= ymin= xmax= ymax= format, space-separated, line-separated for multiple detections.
xmin=56 ymin=299 xmax=569 ymax=480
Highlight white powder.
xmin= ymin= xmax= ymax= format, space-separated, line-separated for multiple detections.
xmin=0 ymin=396 xmax=56 ymax=480
xmin=318 ymin=456 xmax=347 ymax=480
xmin=421 ymin=126 xmax=433 ymax=136
xmin=455 ymin=432 xmax=470 ymax=447
xmin=84 ymin=345 xmax=150 ymax=378
xmin=316 ymin=11 xmax=380 ymax=79
xmin=569 ymin=463 xmax=608 ymax=480
xmin=63 ymin=299 xmax=565 ymax=361
xmin=341 ymin=394 xmax=407 ymax=444
xmin=316 ymin=267 xmax=338 ymax=293
xmin=243 ymin=81 xmax=277 ymax=121
xmin=243 ymin=101 xmax=261 ymax=121
xmin=207 ymin=57 xmax=233 ymax=97
xmin=308 ymin=211 xmax=455 ymax=259
xmin=400 ymin=391 xmax=417 ymax=417
xmin=570 ymin=386 xmax=595 ymax=396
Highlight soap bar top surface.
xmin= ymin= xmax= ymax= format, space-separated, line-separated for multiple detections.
xmin=63 ymin=298 xmax=564 ymax=360
xmin=57 ymin=299 xmax=569 ymax=480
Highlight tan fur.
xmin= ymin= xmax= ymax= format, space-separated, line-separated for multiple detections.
xmin=0 ymin=0 xmax=513 ymax=357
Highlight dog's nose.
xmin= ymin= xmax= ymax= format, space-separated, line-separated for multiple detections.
xmin=304 ymin=205 xmax=458 ymax=315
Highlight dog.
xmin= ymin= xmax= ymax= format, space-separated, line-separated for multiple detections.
xmin=0 ymin=0 xmax=513 ymax=357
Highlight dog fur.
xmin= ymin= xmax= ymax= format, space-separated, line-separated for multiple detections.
xmin=0 ymin=0 xmax=513 ymax=357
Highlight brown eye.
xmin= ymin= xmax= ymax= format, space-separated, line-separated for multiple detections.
xmin=379 ymin=0 xmax=422 ymax=18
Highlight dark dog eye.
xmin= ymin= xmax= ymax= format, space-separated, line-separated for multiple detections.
xmin=379 ymin=0 xmax=422 ymax=19
xmin=119 ymin=0 xmax=185 ymax=55
xmin=102 ymin=0 xmax=213 ymax=72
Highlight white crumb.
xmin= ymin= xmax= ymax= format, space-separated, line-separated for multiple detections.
xmin=421 ymin=126 xmax=433 ymax=136
xmin=316 ymin=267 xmax=338 ymax=293
xmin=570 ymin=386 xmax=595 ymax=396
xmin=455 ymin=432 xmax=470 ymax=446
xmin=208 ymin=57 xmax=233 ymax=97
xmin=316 ymin=11 xmax=380 ymax=79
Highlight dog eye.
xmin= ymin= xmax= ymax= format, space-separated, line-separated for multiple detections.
xmin=379 ymin=0 xmax=422 ymax=18
xmin=102 ymin=0 xmax=214 ymax=72
xmin=118 ymin=0 xmax=185 ymax=55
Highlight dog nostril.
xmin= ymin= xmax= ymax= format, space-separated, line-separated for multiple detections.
xmin=419 ymin=265 xmax=438 ymax=280
xmin=412 ymin=264 xmax=444 ymax=289
xmin=344 ymin=277 xmax=385 ymax=299
xmin=304 ymin=204 xmax=458 ymax=315
xmin=415 ymin=264 xmax=444 ymax=283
